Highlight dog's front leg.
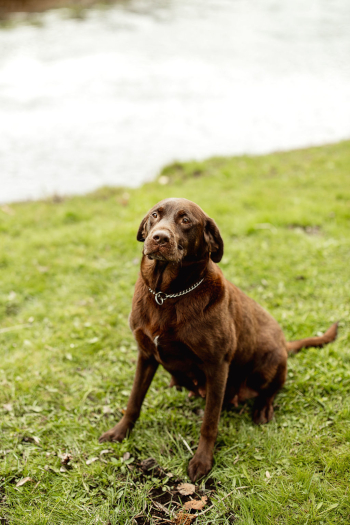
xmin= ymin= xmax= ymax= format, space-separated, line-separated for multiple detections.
xmin=99 ymin=352 xmax=158 ymax=443
xmin=188 ymin=361 xmax=229 ymax=482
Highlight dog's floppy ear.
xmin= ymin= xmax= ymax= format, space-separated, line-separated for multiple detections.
xmin=136 ymin=214 xmax=149 ymax=242
xmin=204 ymin=218 xmax=224 ymax=262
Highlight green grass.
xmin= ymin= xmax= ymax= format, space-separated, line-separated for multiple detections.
xmin=1 ymin=140 xmax=350 ymax=524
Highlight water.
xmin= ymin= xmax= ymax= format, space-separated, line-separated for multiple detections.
xmin=1 ymin=0 xmax=350 ymax=203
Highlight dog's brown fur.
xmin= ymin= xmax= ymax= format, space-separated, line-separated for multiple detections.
xmin=99 ymin=198 xmax=338 ymax=481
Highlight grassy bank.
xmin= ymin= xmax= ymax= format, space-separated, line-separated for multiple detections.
xmin=0 ymin=141 xmax=350 ymax=524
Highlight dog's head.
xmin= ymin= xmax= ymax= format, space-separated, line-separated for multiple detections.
xmin=137 ymin=198 xmax=223 ymax=263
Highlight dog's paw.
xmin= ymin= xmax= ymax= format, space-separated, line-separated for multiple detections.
xmin=188 ymin=452 xmax=213 ymax=482
xmin=253 ymin=403 xmax=274 ymax=425
xmin=98 ymin=424 xmax=128 ymax=443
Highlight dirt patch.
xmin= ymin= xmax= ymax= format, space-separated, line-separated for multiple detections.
xmin=134 ymin=485 xmax=212 ymax=525
xmin=132 ymin=457 xmax=214 ymax=524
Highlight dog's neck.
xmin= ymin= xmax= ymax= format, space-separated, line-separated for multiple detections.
xmin=140 ymin=254 xmax=209 ymax=294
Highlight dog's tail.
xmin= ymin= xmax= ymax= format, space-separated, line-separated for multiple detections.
xmin=287 ymin=322 xmax=338 ymax=354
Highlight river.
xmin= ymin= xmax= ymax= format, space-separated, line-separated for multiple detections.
xmin=1 ymin=0 xmax=350 ymax=203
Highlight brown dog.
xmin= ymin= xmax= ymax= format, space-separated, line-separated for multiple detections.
xmin=99 ymin=198 xmax=338 ymax=481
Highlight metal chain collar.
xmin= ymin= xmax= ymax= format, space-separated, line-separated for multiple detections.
xmin=148 ymin=278 xmax=204 ymax=306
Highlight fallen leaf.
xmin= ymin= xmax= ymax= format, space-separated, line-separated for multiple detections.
xmin=21 ymin=435 xmax=40 ymax=445
xmin=60 ymin=453 xmax=73 ymax=465
xmin=86 ymin=457 xmax=98 ymax=465
xmin=174 ymin=511 xmax=197 ymax=525
xmin=103 ymin=406 xmax=112 ymax=414
xmin=100 ymin=449 xmax=111 ymax=456
xmin=122 ymin=452 xmax=130 ymax=461
xmin=121 ymin=390 xmax=130 ymax=396
xmin=177 ymin=483 xmax=196 ymax=496
xmin=16 ymin=477 xmax=34 ymax=487
xmin=184 ymin=496 xmax=207 ymax=510
xmin=266 ymin=471 xmax=271 ymax=479
xmin=3 ymin=403 xmax=13 ymax=412
xmin=60 ymin=466 xmax=67 ymax=473
xmin=100 ymin=449 xmax=112 ymax=464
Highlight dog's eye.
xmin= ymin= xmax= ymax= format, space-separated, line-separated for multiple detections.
xmin=182 ymin=217 xmax=190 ymax=224
xmin=151 ymin=212 xmax=157 ymax=218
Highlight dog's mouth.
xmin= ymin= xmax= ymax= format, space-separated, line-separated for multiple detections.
xmin=146 ymin=251 xmax=168 ymax=261
xmin=144 ymin=239 xmax=185 ymax=263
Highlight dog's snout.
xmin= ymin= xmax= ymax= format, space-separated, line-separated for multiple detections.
xmin=152 ymin=230 xmax=170 ymax=245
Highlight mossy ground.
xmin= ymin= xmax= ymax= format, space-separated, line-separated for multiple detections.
xmin=0 ymin=141 xmax=350 ymax=524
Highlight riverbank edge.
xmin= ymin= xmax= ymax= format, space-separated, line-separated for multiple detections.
xmin=2 ymin=139 xmax=349 ymax=209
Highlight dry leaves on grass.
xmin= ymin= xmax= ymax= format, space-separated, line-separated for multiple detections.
xmin=86 ymin=457 xmax=99 ymax=465
xmin=21 ymin=435 xmax=40 ymax=445
xmin=16 ymin=477 xmax=34 ymax=487
xmin=176 ymin=483 xmax=196 ymax=496
xmin=60 ymin=453 xmax=73 ymax=465
xmin=99 ymin=449 xmax=112 ymax=463
xmin=134 ymin=480 xmax=212 ymax=524
xmin=183 ymin=496 xmax=207 ymax=511
xmin=173 ymin=512 xmax=197 ymax=525
xmin=171 ymin=492 xmax=208 ymax=524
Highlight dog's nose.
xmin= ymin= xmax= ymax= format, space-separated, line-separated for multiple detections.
xmin=152 ymin=230 xmax=170 ymax=245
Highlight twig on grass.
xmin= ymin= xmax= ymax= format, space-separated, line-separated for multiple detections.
xmin=153 ymin=501 xmax=171 ymax=515
xmin=239 ymin=403 xmax=247 ymax=415
xmin=178 ymin=434 xmax=193 ymax=454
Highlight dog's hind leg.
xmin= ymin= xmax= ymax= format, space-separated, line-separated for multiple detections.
xmin=251 ymin=359 xmax=287 ymax=425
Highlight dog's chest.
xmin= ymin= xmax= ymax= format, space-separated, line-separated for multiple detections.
xmin=152 ymin=335 xmax=201 ymax=372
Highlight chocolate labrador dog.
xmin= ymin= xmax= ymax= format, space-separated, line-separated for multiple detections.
xmin=99 ymin=198 xmax=338 ymax=481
